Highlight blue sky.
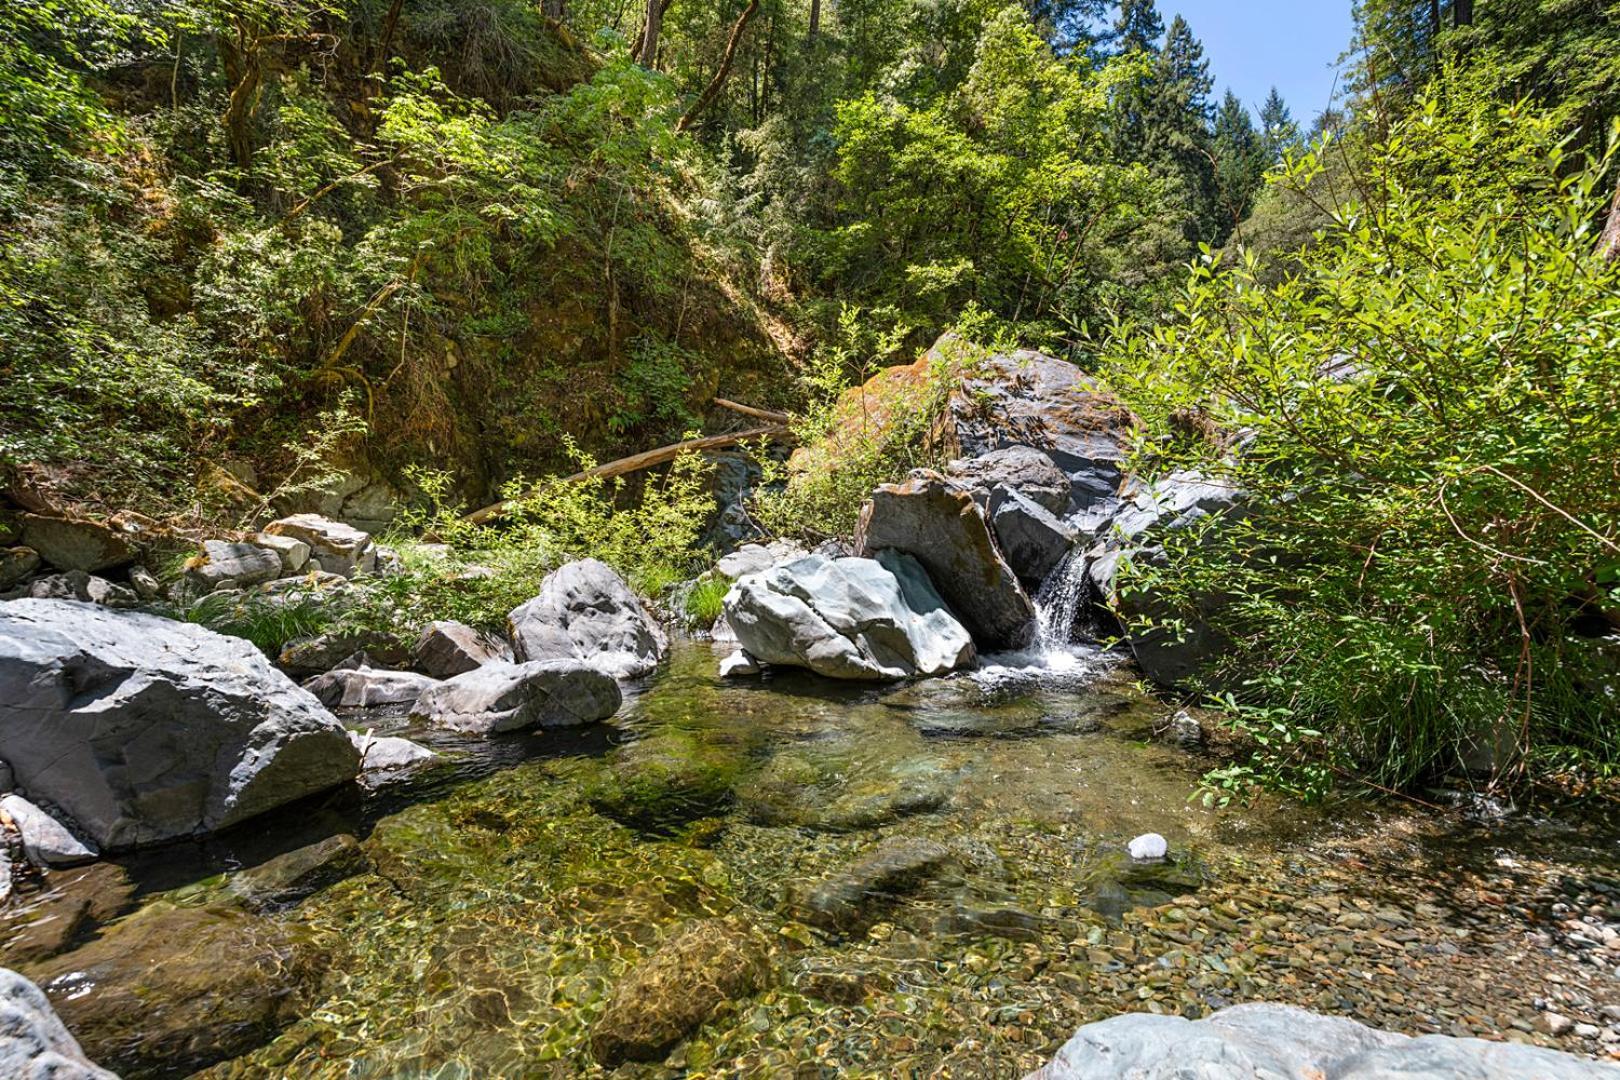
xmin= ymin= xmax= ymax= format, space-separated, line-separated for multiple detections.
xmin=1159 ymin=1 xmax=1356 ymax=126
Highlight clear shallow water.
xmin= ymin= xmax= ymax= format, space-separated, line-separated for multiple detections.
xmin=6 ymin=642 xmax=1619 ymax=1078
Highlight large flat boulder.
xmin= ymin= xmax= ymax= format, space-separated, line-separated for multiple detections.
xmin=0 ymin=599 xmax=359 ymax=851
xmin=0 ymin=968 xmax=118 ymax=1079
xmin=723 ymin=552 xmax=975 ymax=680
xmin=508 ymin=559 xmax=667 ymax=679
xmin=1028 ymin=1003 xmax=1619 ymax=1079
xmin=185 ymin=540 xmax=283 ymax=593
xmin=855 ymin=471 xmax=1036 ymax=651
xmin=411 ymin=660 xmax=622 ymax=735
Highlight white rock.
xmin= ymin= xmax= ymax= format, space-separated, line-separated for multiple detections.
xmin=302 ymin=667 xmax=439 ymax=709
xmin=412 ymin=660 xmax=622 ymax=735
xmin=254 ymin=531 xmax=311 ymax=573
xmin=262 ymin=514 xmax=376 ymax=578
xmin=1127 ymin=833 xmax=1168 ymax=861
xmin=508 ymin=559 xmax=667 ymax=680
xmin=349 ymin=731 xmax=438 ymax=775
xmin=718 ymin=650 xmax=761 ymax=678
xmin=1 ymin=795 xmax=98 ymax=867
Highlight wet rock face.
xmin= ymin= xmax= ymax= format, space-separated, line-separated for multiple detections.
xmin=0 ymin=967 xmax=118 ymax=1080
xmin=800 ymin=837 xmax=956 ymax=932
xmin=1029 ymin=1003 xmax=1620 ymax=1080
xmin=411 ymin=659 xmax=622 ymax=735
xmin=855 ymin=471 xmax=1036 ymax=651
xmin=29 ymin=902 xmax=329 ymax=1077
xmin=988 ymin=488 xmax=1076 ymax=586
xmin=0 ymin=599 xmax=360 ymax=851
xmin=508 ymin=559 xmax=668 ymax=680
xmin=723 ymin=552 xmax=975 ymax=680
xmin=590 ymin=919 xmax=771 ymax=1067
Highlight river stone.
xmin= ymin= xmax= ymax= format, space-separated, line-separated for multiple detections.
xmin=856 ymin=470 xmax=1036 ymax=650
xmin=413 ymin=620 xmax=509 ymax=678
xmin=723 ymin=552 xmax=975 ymax=681
xmin=1027 ymin=1002 xmax=1620 ymax=1079
xmin=718 ymin=650 xmax=760 ymax=678
xmin=17 ymin=516 xmax=133 ymax=574
xmin=946 ymin=445 xmax=1072 ymax=515
xmin=24 ymin=572 xmax=137 ymax=608
xmin=0 ymin=796 xmax=97 ymax=868
xmin=301 ymin=667 xmax=438 ymax=709
xmin=185 ymin=540 xmax=284 ymax=593
xmin=262 ymin=514 xmax=376 ymax=578
xmin=0 ymin=548 xmax=39 ymax=591
xmin=228 ymin=833 xmax=370 ymax=910
xmin=127 ymin=565 xmax=161 ymax=601
xmin=1127 ymin=832 xmax=1168 ymax=860
xmin=714 ymin=540 xmax=807 ymax=581
xmin=0 ymin=967 xmax=118 ymax=1080
xmin=801 ymin=837 xmax=955 ymax=932
xmin=349 ymin=731 xmax=438 ymax=776
xmin=989 ymin=488 xmax=1076 ymax=586
xmin=30 ymin=900 xmax=328 ymax=1077
xmin=411 ymin=660 xmax=621 ymax=735
xmin=0 ymin=599 xmax=359 ymax=851
xmin=508 ymin=559 xmax=668 ymax=679
xmin=590 ymin=919 xmax=771 ymax=1067
xmin=253 ymin=532 xmax=310 ymax=573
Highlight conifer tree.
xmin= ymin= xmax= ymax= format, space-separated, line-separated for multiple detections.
xmin=1213 ymin=90 xmax=1265 ymax=226
xmin=1259 ymin=86 xmax=1302 ymax=162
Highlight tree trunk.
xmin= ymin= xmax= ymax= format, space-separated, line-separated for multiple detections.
xmin=636 ymin=0 xmax=664 ymax=66
xmin=1600 ymin=173 xmax=1620 ymax=263
xmin=674 ymin=0 xmax=760 ymax=133
xmin=222 ymin=45 xmax=262 ymax=171
xmin=1453 ymin=0 xmax=1474 ymax=27
xmin=1428 ymin=0 xmax=1442 ymax=39
xmin=807 ymin=0 xmax=821 ymax=43
xmin=543 ymin=0 xmax=565 ymax=19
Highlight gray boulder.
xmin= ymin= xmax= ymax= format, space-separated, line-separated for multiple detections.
xmin=508 ymin=559 xmax=667 ymax=679
xmin=261 ymin=514 xmax=376 ymax=578
xmin=253 ymin=532 xmax=310 ymax=573
xmin=989 ymin=489 xmax=1076 ymax=587
xmin=349 ymin=732 xmax=438 ymax=776
xmin=1 ymin=795 xmax=98 ymax=867
xmin=413 ymin=620 xmax=509 ymax=679
xmin=24 ymin=572 xmax=137 ymax=608
xmin=946 ymin=445 xmax=1072 ymax=515
xmin=714 ymin=541 xmax=807 ymax=581
xmin=412 ymin=660 xmax=622 ymax=735
xmin=855 ymin=471 xmax=1036 ymax=651
xmin=301 ymin=667 xmax=438 ymax=709
xmin=0 ymin=599 xmax=359 ymax=851
xmin=1105 ymin=469 xmax=1243 ymax=544
xmin=724 ymin=552 xmax=975 ymax=681
xmin=18 ymin=516 xmax=133 ymax=574
xmin=0 ymin=548 xmax=39 ymax=591
xmin=185 ymin=540 xmax=282 ymax=593
xmin=0 ymin=967 xmax=118 ymax=1080
xmin=1028 ymin=1003 xmax=1620 ymax=1079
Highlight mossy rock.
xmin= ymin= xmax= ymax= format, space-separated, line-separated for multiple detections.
xmin=590 ymin=917 xmax=772 ymax=1067
xmin=586 ymin=727 xmax=751 ymax=834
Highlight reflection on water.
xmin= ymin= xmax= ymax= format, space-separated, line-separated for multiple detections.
xmin=7 ymin=641 xmax=1619 ymax=1079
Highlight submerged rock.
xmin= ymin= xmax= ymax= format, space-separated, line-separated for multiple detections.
xmin=413 ymin=620 xmax=509 ymax=678
xmin=588 ymin=727 xmax=750 ymax=833
xmin=508 ymin=559 xmax=667 ymax=679
xmin=0 ymin=600 xmax=359 ymax=851
xmin=723 ymin=552 xmax=975 ymax=680
xmin=1028 ymin=1003 xmax=1620 ymax=1079
xmin=800 ymin=837 xmax=955 ymax=932
xmin=30 ymin=901 xmax=328 ymax=1077
xmin=412 ymin=660 xmax=621 ymax=735
xmin=855 ymin=470 xmax=1036 ymax=650
xmin=591 ymin=919 xmax=771 ymax=1067
xmin=228 ymin=834 xmax=370 ymax=911
xmin=0 ymin=967 xmax=118 ymax=1080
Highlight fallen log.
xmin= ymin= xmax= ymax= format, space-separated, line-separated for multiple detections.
xmin=713 ymin=397 xmax=791 ymax=424
xmin=462 ymin=424 xmax=792 ymax=526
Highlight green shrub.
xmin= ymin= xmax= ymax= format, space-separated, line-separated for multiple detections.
xmin=1106 ymin=83 xmax=1620 ymax=799
xmin=681 ymin=576 xmax=731 ymax=629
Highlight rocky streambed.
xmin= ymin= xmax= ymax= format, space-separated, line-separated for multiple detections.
xmin=3 ymin=641 xmax=1618 ymax=1077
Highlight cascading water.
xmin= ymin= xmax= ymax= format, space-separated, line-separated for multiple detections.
xmin=1032 ymin=547 xmax=1091 ymax=654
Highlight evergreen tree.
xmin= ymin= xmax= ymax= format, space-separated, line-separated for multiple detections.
xmin=1259 ymin=86 xmax=1301 ymax=162
xmin=1213 ymin=90 xmax=1265 ymax=226
xmin=1151 ymin=15 xmax=1219 ymax=243
xmin=1112 ymin=0 xmax=1164 ymax=55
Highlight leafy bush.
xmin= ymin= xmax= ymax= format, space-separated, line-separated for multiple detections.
xmin=1107 ymin=83 xmax=1620 ymax=798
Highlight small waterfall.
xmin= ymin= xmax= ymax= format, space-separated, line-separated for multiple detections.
xmin=1033 ymin=548 xmax=1091 ymax=653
